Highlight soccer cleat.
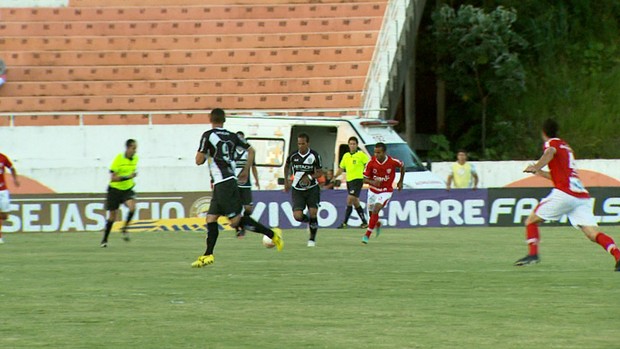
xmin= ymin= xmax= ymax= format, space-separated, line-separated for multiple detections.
xmin=374 ymin=222 xmax=382 ymax=238
xmin=336 ymin=223 xmax=347 ymax=229
xmin=307 ymin=240 xmax=316 ymax=247
xmin=121 ymin=232 xmax=130 ymax=242
xmin=360 ymin=223 xmax=368 ymax=229
xmin=514 ymin=254 xmax=540 ymax=266
xmin=100 ymin=242 xmax=108 ymax=248
xmin=615 ymin=259 xmax=620 ymax=272
xmin=361 ymin=236 xmax=369 ymax=244
xmin=191 ymin=254 xmax=214 ymax=268
xmin=271 ymin=228 xmax=284 ymax=252
xmin=236 ymin=229 xmax=246 ymax=239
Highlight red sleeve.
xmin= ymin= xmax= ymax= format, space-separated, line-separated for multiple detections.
xmin=392 ymin=157 xmax=403 ymax=167
xmin=363 ymin=160 xmax=372 ymax=178
xmin=0 ymin=154 xmax=11 ymax=168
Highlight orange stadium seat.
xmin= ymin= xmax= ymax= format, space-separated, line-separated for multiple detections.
xmin=69 ymin=0 xmax=381 ymax=7
xmin=8 ymin=62 xmax=369 ymax=82
xmin=0 ymin=93 xmax=361 ymax=112
xmin=1 ymin=17 xmax=383 ymax=37
xmin=0 ymin=3 xmax=386 ymax=22
xmin=0 ymin=0 xmax=387 ymax=120
xmin=2 ymin=77 xmax=365 ymax=97
xmin=3 ymin=48 xmax=381 ymax=66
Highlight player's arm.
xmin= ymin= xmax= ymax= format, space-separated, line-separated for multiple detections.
xmin=195 ymin=152 xmax=206 ymax=165
xmin=524 ymin=147 xmax=556 ymax=173
xmin=252 ymin=164 xmax=260 ymax=189
xmin=110 ymin=171 xmax=137 ymax=182
xmin=534 ymin=169 xmax=552 ymax=180
xmin=311 ymin=152 xmax=323 ymax=180
xmin=446 ymin=174 xmax=453 ymax=191
xmin=283 ymin=155 xmax=292 ymax=191
xmin=363 ymin=176 xmax=380 ymax=187
xmin=334 ymin=155 xmax=346 ymax=179
xmin=471 ymin=165 xmax=479 ymax=190
xmin=237 ymin=146 xmax=254 ymax=184
xmin=333 ymin=167 xmax=344 ymax=179
xmin=109 ymin=157 xmax=136 ymax=182
xmin=8 ymin=165 xmax=20 ymax=187
xmin=396 ymin=162 xmax=405 ymax=191
xmin=196 ymin=132 xmax=209 ymax=165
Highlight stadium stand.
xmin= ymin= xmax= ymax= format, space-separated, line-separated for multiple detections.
xmin=0 ymin=0 xmax=387 ymax=117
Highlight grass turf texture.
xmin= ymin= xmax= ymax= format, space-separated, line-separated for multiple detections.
xmin=1 ymin=227 xmax=619 ymax=349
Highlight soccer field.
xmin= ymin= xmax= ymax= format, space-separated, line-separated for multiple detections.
xmin=1 ymin=226 xmax=619 ymax=349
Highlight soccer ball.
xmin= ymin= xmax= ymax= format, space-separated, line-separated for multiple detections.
xmin=262 ymin=235 xmax=275 ymax=249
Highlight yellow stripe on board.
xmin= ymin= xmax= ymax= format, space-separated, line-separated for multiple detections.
xmin=112 ymin=217 xmax=233 ymax=233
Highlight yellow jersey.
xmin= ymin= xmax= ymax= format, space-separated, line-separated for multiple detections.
xmin=451 ymin=162 xmax=476 ymax=188
xmin=339 ymin=150 xmax=369 ymax=181
xmin=109 ymin=153 xmax=138 ymax=190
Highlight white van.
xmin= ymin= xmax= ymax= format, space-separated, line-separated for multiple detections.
xmin=223 ymin=114 xmax=445 ymax=189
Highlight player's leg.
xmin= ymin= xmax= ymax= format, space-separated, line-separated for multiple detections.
xmin=570 ymin=200 xmax=620 ymax=271
xmin=338 ymin=182 xmax=355 ymax=228
xmin=121 ymin=195 xmax=136 ymax=241
xmin=362 ymin=192 xmax=381 ymax=243
xmin=101 ymin=187 xmax=121 ymax=247
xmin=0 ymin=190 xmax=9 ymax=243
xmin=192 ymin=183 xmax=228 ymax=267
xmin=514 ymin=190 xmax=567 ymax=266
xmin=351 ymin=180 xmax=367 ymax=227
xmin=306 ymin=186 xmax=320 ymax=246
xmin=364 ymin=195 xmax=388 ymax=240
xmin=514 ymin=211 xmax=544 ymax=265
xmin=101 ymin=209 xmax=118 ymax=247
xmin=191 ymin=213 xmax=220 ymax=268
xmin=236 ymin=188 xmax=253 ymax=238
xmin=581 ymin=225 xmax=620 ymax=271
xmin=232 ymin=185 xmax=283 ymax=250
xmin=0 ymin=213 xmax=6 ymax=244
xmin=291 ymin=188 xmax=310 ymax=223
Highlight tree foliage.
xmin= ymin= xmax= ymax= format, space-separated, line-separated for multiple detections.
xmin=431 ymin=5 xmax=527 ymax=155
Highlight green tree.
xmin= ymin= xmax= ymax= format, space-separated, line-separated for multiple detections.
xmin=432 ymin=4 xmax=527 ymax=155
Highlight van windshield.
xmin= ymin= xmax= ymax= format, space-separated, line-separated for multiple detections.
xmin=365 ymin=143 xmax=427 ymax=172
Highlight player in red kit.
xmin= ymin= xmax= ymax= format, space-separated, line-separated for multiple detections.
xmin=515 ymin=119 xmax=620 ymax=271
xmin=361 ymin=142 xmax=404 ymax=244
xmin=0 ymin=152 xmax=20 ymax=244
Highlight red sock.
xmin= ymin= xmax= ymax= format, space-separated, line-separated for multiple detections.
xmin=526 ymin=223 xmax=539 ymax=256
xmin=365 ymin=213 xmax=379 ymax=238
xmin=595 ymin=233 xmax=620 ymax=262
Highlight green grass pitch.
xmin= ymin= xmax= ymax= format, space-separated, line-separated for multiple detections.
xmin=0 ymin=226 xmax=619 ymax=349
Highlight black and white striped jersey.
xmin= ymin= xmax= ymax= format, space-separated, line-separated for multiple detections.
xmin=233 ymin=147 xmax=252 ymax=188
xmin=285 ymin=149 xmax=322 ymax=190
xmin=198 ymin=128 xmax=250 ymax=185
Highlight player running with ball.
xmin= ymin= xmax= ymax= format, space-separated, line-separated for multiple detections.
xmin=361 ymin=142 xmax=404 ymax=244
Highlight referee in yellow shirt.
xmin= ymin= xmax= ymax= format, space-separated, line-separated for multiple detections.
xmin=334 ymin=137 xmax=369 ymax=228
xmin=100 ymin=139 xmax=138 ymax=247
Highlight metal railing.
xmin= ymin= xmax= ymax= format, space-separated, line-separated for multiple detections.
xmin=361 ymin=0 xmax=413 ymax=119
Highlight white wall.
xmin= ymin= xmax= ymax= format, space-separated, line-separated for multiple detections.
xmin=432 ymin=160 xmax=620 ymax=188
xmin=3 ymin=124 xmax=620 ymax=193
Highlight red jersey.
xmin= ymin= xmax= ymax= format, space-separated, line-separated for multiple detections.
xmin=363 ymin=155 xmax=403 ymax=193
xmin=0 ymin=153 xmax=14 ymax=191
xmin=544 ymin=138 xmax=589 ymax=198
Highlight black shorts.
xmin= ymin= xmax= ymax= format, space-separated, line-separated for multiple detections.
xmin=346 ymin=179 xmax=364 ymax=198
xmin=239 ymin=187 xmax=253 ymax=206
xmin=208 ymin=179 xmax=242 ymax=218
xmin=105 ymin=186 xmax=136 ymax=210
xmin=292 ymin=185 xmax=320 ymax=211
